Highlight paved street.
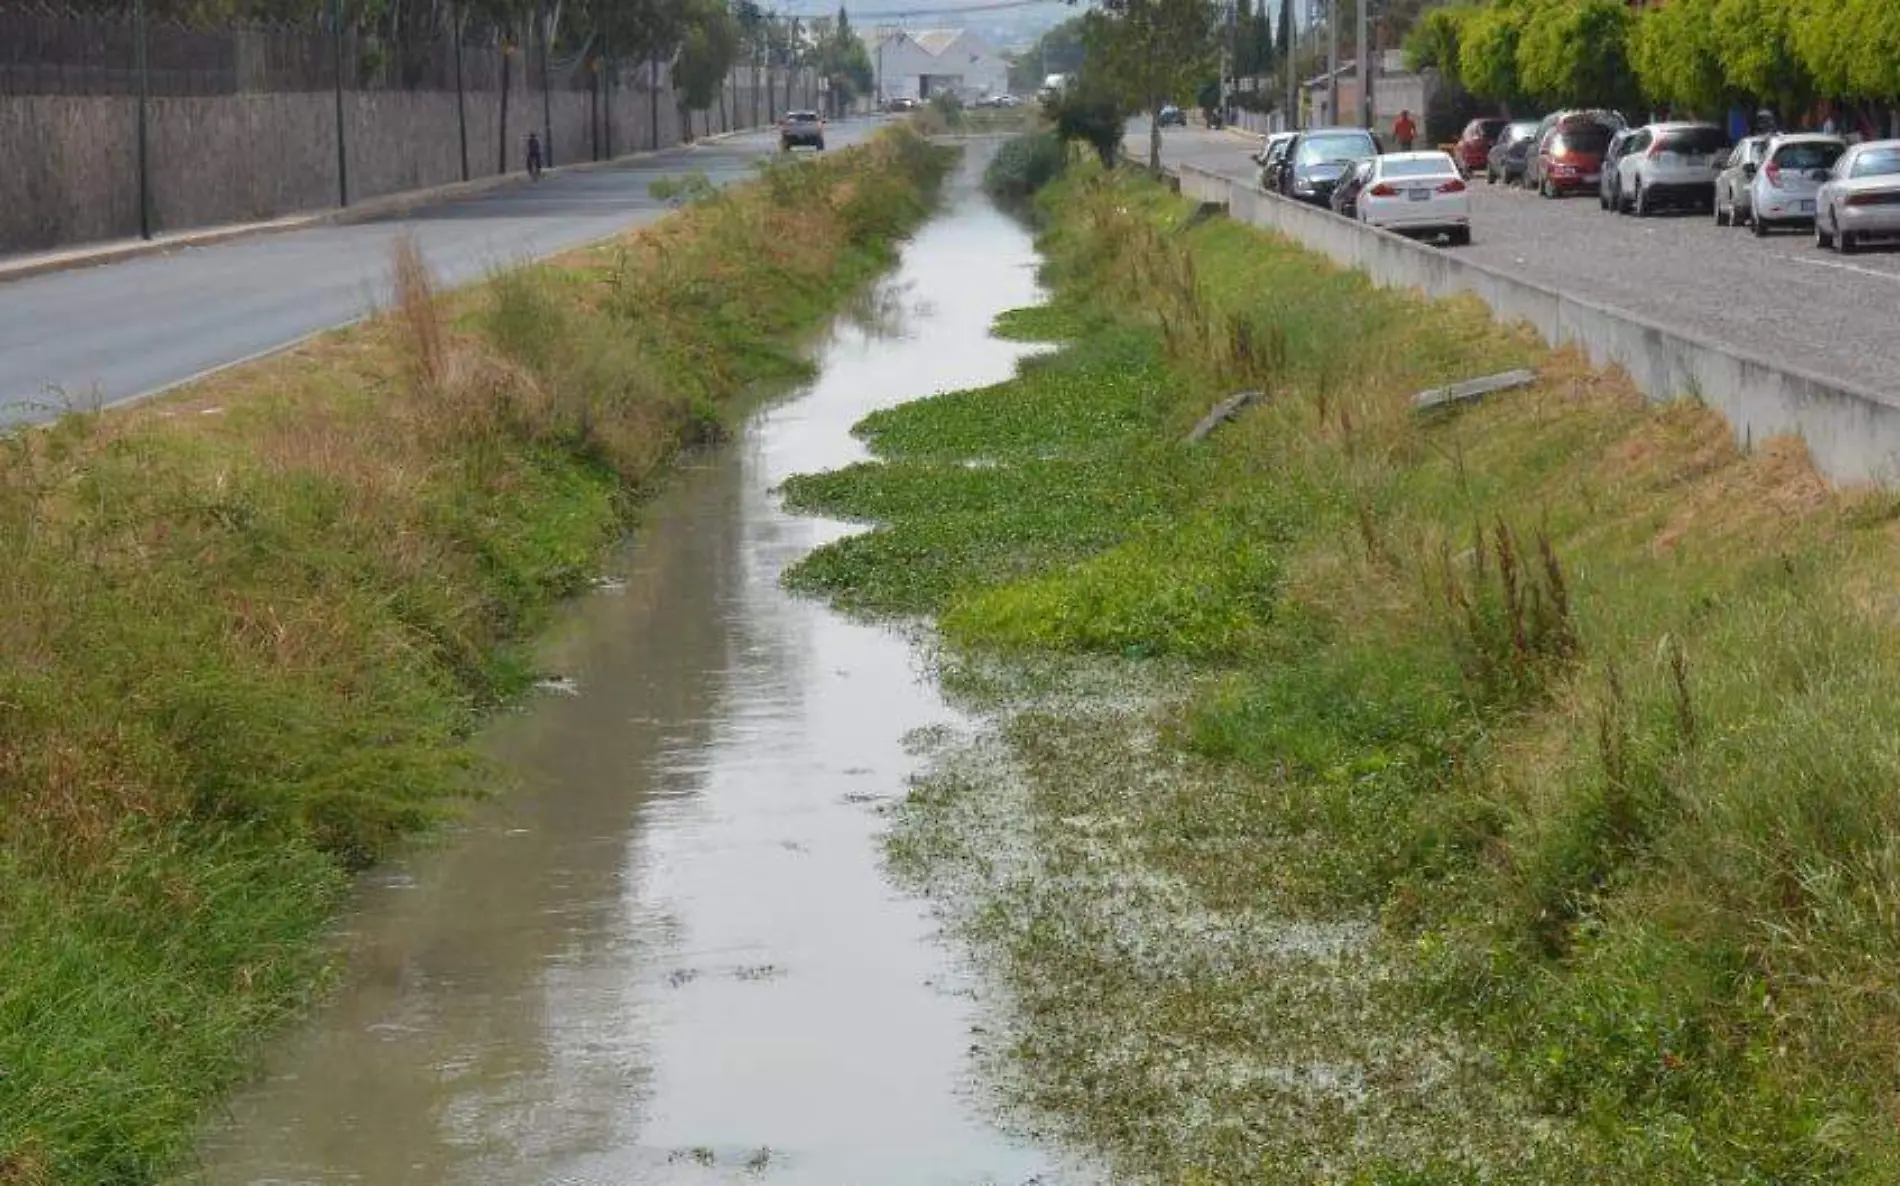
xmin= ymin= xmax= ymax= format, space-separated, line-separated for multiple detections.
xmin=1152 ymin=125 xmax=1900 ymax=398
xmin=0 ymin=122 xmax=878 ymax=426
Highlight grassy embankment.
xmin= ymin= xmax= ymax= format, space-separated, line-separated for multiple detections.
xmin=0 ymin=128 xmax=950 ymax=1186
xmin=781 ymin=158 xmax=1900 ymax=1181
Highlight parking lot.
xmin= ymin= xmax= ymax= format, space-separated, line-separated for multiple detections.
xmin=1154 ymin=126 xmax=1900 ymax=399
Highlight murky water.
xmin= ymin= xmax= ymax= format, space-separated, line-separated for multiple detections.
xmin=185 ymin=159 xmax=1085 ymax=1186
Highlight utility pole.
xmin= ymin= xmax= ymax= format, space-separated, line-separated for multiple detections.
xmin=540 ymin=3 xmax=554 ymax=168
xmin=332 ymin=0 xmax=348 ymax=207
xmin=134 ymin=0 xmax=151 ymax=239
xmin=1326 ymin=0 xmax=1337 ymax=128
xmin=1284 ymin=0 xmax=1295 ymax=131
xmin=1356 ymin=0 xmax=1368 ymax=128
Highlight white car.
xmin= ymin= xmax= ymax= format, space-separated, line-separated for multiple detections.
xmin=1356 ymin=151 xmax=1471 ymax=244
xmin=1615 ymin=121 xmax=1729 ymax=216
xmin=1745 ymin=134 xmax=1847 ymax=235
xmin=1815 ymin=139 xmax=1900 ymax=253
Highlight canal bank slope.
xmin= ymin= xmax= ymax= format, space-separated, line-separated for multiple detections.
xmin=782 ymin=160 xmax=1900 ymax=1181
xmin=0 ymin=129 xmax=950 ymax=1185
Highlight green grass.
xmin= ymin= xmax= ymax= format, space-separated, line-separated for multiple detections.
xmin=779 ymin=161 xmax=1900 ymax=1181
xmin=0 ymin=128 xmax=953 ymax=1186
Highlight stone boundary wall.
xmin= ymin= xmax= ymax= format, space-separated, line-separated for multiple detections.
xmin=1 ymin=66 xmax=819 ymax=255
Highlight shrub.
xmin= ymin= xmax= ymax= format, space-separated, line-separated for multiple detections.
xmin=983 ymin=131 xmax=1067 ymax=202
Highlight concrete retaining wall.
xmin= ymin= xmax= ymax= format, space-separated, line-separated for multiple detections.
xmin=1179 ymin=163 xmax=1900 ymax=486
xmin=0 ymin=66 xmax=819 ymax=256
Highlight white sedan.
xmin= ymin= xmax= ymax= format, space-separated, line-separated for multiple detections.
xmin=1356 ymin=151 xmax=1472 ymax=245
xmin=1815 ymin=139 xmax=1900 ymax=254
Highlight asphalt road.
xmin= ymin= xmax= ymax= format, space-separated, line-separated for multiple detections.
xmin=0 ymin=122 xmax=878 ymax=426
xmin=1151 ymin=125 xmax=1900 ymax=399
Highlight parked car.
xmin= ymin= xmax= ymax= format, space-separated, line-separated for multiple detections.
xmin=1281 ymin=127 xmax=1382 ymax=206
xmin=1714 ymin=135 xmax=1773 ymax=226
xmin=1158 ymin=104 xmax=1187 ymax=128
xmin=1331 ymin=158 xmax=1378 ymax=219
xmin=1747 ymin=134 xmax=1848 ymax=236
xmin=1254 ymin=130 xmax=1296 ymax=167
xmin=1258 ymin=133 xmax=1297 ymax=192
xmin=1356 ymin=151 xmax=1471 ymax=245
xmin=1455 ymin=117 xmax=1511 ymax=176
xmin=1614 ymin=122 xmax=1729 ymax=215
xmin=1527 ymin=112 xmax=1619 ymax=197
xmin=1814 ymin=138 xmax=1900 ymax=253
xmin=780 ymin=110 xmax=826 ymax=151
xmin=1598 ymin=128 xmax=1640 ymax=211
xmin=1486 ymin=120 xmax=1540 ymax=186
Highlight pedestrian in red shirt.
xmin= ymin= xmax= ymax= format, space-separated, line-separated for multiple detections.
xmin=1393 ymin=109 xmax=1417 ymax=151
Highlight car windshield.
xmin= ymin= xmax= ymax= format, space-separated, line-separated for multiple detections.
xmin=1773 ymin=141 xmax=1845 ymax=170
xmin=1851 ymin=147 xmax=1900 ymax=179
xmin=1381 ymin=157 xmax=1455 ymax=178
xmin=787 ymin=112 xmax=819 ymax=123
xmin=1506 ymin=123 xmax=1538 ymax=142
xmin=1554 ymin=125 xmax=1611 ymax=153
xmin=1297 ymin=134 xmax=1376 ymax=164
xmin=1659 ymin=126 xmax=1728 ymax=154
xmin=1479 ymin=119 xmax=1508 ymax=138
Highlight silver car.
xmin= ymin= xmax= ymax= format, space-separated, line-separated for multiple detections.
xmin=1747 ymin=134 xmax=1847 ymax=236
xmin=1815 ymin=139 xmax=1900 ymax=253
xmin=1713 ymin=135 xmax=1770 ymax=226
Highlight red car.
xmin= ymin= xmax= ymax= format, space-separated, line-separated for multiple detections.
xmin=1455 ymin=118 xmax=1510 ymax=174
xmin=1528 ymin=113 xmax=1618 ymax=197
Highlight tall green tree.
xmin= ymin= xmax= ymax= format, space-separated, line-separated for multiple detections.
xmin=673 ymin=0 xmax=739 ymax=130
xmin=1630 ymin=0 xmax=1725 ymax=116
xmin=1456 ymin=0 xmax=1528 ymax=107
xmin=1404 ymin=4 xmax=1471 ymax=82
xmin=1234 ymin=0 xmax=1255 ymax=75
xmin=1517 ymin=0 xmax=1637 ymax=110
xmin=1249 ymin=0 xmax=1273 ymax=81
xmin=1276 ymin=0 xmax=1292 ymax=74
xmin=1081 ymin=0 xmax=1217 ymax=173
xmin=1711 ymin=0 xmax=1810 ymax=119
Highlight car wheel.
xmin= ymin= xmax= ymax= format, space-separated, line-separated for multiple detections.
xmin=816 ymin=139 xmax=826 ymax=151
xmin=1841 ymin=230 xmax=1859 ymax=255
xmin=1634 ymin=183 xmax=1650 ymax=217
xmin=1541 ymin=176 xmax=1557 ymax=199
xmin=1451 ymin=226 xmax=1471 ymax=247
xmin=1714 ymin=191 xmax=1729 ymax=226
xmin=1815 ymin=211 xmax=1834 ymax=250
xmin=1751 ymin=212 xmax=1769 ymax=238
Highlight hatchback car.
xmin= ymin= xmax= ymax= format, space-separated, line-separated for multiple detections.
xmin=1486 ymin=120 xmax=1540 ymax=186
xmin=1747 ymin=134 xmax=1847 ymax=235
xmin=1455 ymin=117 xmax=1510 ymax=175
xmin=1356 ymin=151 xmax=1471 ymax=244
xmin=1615 ymin=122 xmax=1729 ymax=215
xmin=1528 ymin=113 xmax=1617 ymax=197
xmin=1713 ymin=135 xmax=1772 ymax=226
xmin=1282 ymin=127 xmax=1382 ymax=206
xmin=1815 ymin=139 xmax=1900 ymax=253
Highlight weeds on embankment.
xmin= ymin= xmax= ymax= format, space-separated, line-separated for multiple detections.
xmin=783 ymin=161 xmax=1900 ymax=1181
xmin=0 ymin=128 xmax=951 ymax=1185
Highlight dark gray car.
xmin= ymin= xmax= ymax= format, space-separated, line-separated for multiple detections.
xmin=1485 ymin=120 xmax=1540 ymax=186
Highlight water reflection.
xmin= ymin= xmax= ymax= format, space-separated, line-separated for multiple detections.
xmin=186 ymin=157 xmax=1084 ymax=1185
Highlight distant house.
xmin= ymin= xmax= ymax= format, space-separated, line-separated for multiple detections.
xmin=865 ymin=28 xmax=1010 ymax=103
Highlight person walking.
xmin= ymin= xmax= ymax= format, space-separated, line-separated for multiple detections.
xmin=526 ymin=131 xmax=544 ymax=181
xmin=1393 ymin=109 xmax=1417 ymax=151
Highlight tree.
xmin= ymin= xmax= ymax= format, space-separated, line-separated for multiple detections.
xmin=812 ymin=5 xmax=874 ymax=113
xmin=1457 ymin=0 xmax=1528 ymax=107
xmin=1249 ymin=0 xmax=1273 ymax=82
xmin=1081 ymin=0 xmax=1217 ymax=173
xmin=1712 ymin=0 xmax=1810 ymax=120
xmin=1630 ymin=0 xmax=1725 ymax=116
xmin=1404 ymin=4 xmax=1471 ymax=81
xmin=672 ymin=0 xmax=739 ymax=133
xmin=1276 ymin=0 xmax=1292 ymax=76
xmin=1518 ymin=0 xmax=1637 ymax=111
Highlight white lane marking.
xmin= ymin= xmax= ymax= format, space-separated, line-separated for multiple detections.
xmin=1784 ymin=253 xmax=1900 ymax=283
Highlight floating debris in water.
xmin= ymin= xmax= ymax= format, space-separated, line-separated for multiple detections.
xmin=533 ymin=675 xmax=580 ymax=696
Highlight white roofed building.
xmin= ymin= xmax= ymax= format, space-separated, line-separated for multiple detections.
xmin=865 ymin=28 xmax=1010 ymax=103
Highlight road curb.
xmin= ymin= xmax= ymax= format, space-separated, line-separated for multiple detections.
xmin=0 ymin=132 xmax=762 ymax=287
